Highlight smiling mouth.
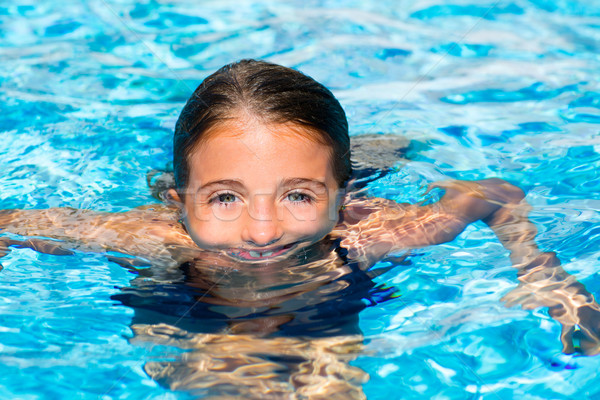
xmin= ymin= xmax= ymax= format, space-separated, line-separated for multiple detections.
xmin=227 ymin=243 xmax=297 ymax=261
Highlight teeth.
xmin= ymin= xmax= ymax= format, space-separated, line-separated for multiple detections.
xmin=248 ymin=250 xmax=275 ymax=258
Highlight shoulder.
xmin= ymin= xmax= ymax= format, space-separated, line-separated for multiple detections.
xmin=128 ymin=204 xmax=180 ymax=224
xmin=329 ymin=197 xmax=413 ymax=264
xmin=334 ymin=197 xmax=422 ymax=233
xmin=114 ymin=205 xmax=197 ymax=248
xmin=330 ymin=196 xmax=465 ymax=263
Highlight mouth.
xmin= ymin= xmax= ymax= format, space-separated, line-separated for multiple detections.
xmin=227 ymin=243 xmax=297 ymax=262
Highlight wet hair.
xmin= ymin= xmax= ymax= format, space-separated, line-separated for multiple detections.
xmin=173 ymin=59 xmax=351 ymax=193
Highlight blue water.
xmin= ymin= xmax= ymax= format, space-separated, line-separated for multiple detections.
xmin=1 ymin=0 xmax=600 ymax=398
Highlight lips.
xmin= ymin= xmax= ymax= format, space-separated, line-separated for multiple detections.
xmin=228 ymin=242 xmax=296 ymax=261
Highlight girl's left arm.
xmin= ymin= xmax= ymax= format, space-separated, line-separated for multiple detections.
xmin=338 ymin=178 xmax=600 ymax=354
xmin=337 ymin=178 xmax=518 ymax=259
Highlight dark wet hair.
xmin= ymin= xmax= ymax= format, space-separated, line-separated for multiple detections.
xmin=173 ymin=59 xmax=351 ymax=193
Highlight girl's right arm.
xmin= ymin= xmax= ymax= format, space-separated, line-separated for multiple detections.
xmin=1 ymin=208 xmax=104 ymax=243
xmin=0 ymin=206 xmax=195 ymax=258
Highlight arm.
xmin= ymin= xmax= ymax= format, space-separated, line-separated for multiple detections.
xmin=481 ymin=190 xmax=600 ymax=355
xmin=0 ymin=206 xmax=195 ymax=259
xmin=338 ymin=178 xmax=600 ymax=354
xmin=336 ymin=178 xmax=515 ymax=262
xmin=450 ymin=179 xmax=600 ymax=354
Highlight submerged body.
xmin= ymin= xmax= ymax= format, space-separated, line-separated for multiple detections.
xmin=116 ymin=238 xmax=387 ymax=399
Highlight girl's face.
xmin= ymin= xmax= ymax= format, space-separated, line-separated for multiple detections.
xmin=172 ymin=117 xmax=342 ymax=262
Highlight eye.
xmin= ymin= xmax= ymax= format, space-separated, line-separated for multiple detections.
xmin=287 ymin=191 xmax=313 ymax=203
xmin=217 ymin=193 xmax=237 ymax=203
xmin=208 ymin=192 xmax=239 ymax=205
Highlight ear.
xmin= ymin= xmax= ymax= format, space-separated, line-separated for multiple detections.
xmin=336 ymin=186 xmax=349 ymax=208
xmin=166 ymin=188 xmax=184 ymax=207
xmin=328 ymin=187 xmax=347 ymax=222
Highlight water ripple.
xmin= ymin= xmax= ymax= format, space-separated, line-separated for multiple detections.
xmin=0 ymin=0 xmax=599 ymax=399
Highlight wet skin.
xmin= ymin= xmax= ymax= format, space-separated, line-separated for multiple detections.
xmin=168 ymin=117 xmax=342 ymax=263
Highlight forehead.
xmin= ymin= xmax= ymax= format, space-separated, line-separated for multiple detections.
xmin=187 ymin=118 xmax=337 ymax=187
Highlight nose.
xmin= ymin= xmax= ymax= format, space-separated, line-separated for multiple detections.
xmin=241 ymin=196 xmax=283 ymax=246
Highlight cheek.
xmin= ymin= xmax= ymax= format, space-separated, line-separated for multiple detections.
xmin=194 ymin=204 xmax=244 ymax=222
xmin=182 ymin=204 xmax=242 ymax=246
xmin=278 ymin=204 xmax=318 ymax=222
xmin=184 ymin=217 xmax=239 ymax=248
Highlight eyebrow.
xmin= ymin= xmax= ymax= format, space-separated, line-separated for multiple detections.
xmin=280 ymin=178 xmax=328 ymax=191
xmin=197 ymin=179 xmax=246 ymax=193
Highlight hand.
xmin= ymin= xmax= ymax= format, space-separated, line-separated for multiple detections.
xmin=556 ymin=305 xmax=600 ymax=355
xmin=502 ymin=252 xmax=600 ymax=355
xmin=503 ymin=284 xmax=600 ymax=355
xmin=0 ymin=237 xmax=14 ymax=259
xmin=0 ymin=237 xmax=74 ymax=258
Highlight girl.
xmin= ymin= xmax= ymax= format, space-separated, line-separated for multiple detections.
xmin=1 ymin=59 xmax=599 ymax=398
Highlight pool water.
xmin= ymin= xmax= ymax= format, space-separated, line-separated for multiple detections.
xmin=1 ymin=0 xmax=600 ymax=398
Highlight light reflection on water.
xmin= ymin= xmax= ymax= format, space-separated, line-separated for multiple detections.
xmin=0 ymin=0 xmax=599 ymax=399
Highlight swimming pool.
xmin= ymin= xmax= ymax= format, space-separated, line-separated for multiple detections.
xmin=1 ymin=0 xmax=600 ymax=398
